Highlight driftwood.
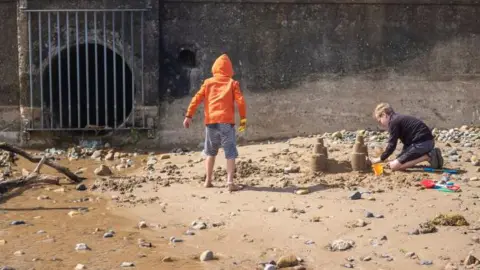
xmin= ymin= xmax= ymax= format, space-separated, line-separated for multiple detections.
xmin=0 ymin=156 xmax=60 ymax=193
xmin=0 ymin=142 xmax=83 ymax=183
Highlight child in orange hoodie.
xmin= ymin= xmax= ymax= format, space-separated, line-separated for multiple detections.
xmin=183 ymin=54 xmax=247 ymax=192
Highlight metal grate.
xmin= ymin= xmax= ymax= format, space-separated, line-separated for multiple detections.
xmin=24 ymin=9 xmax=149 ymax=131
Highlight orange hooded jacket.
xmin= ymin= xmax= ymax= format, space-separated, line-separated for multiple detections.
xmin=185 ymin=54 xmax=246 ymax=125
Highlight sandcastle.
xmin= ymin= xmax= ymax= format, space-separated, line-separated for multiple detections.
xmin=311 ymin=137 xmax=328 ymax=172
xmin=351 ymin=134 xmax=369 ymax=171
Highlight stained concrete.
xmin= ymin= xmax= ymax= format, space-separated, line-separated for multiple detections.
xmin=158 ymin=2 xmax=480 ymax=146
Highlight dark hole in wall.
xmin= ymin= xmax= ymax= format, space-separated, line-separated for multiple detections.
xmin=43 ymin=43 xmax=134 ymax=130
xmin=178 ymin=49 xmax=196 ymax=67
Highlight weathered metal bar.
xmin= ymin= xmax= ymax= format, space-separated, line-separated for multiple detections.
xmin=122 ymin=11 xmax=126 ymax=125
xmin=94 ymin=11 xmax=99 ymax=125
xmin=113 ymin=11 xmax=117 ymax=129
xmin=57 ymin=12 xmax=63 ymax=128
xmin=130 ymin=11 xmax=135 ymax=127
xmin=141 ymin=11 xmax=145 ymax=127
xmin=67 ymin=12 xmax=72 ymax=127
xmin=48 ymin=12 xmax=53 ymax=128
xmin=28 ymin=13 xmax=33 ymax=128
xmin=24 ymin=9 xmax=148 ymax=12
xmin=76 ymin=12 xmax=80 ymax=128
xmin=38 ymin=13 xmax=44 ymax=129
xmin=103 ymin=12 xmax=108 ymax=127
xmin=85 ymin=11 xmax=90 ymax=126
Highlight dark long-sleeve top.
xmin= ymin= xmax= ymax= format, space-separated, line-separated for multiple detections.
xmin=380 ymin=113 xmax=434 ymax=161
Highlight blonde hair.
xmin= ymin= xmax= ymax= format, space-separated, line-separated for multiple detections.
xmin=374 ymin=103 xmax=394 ymax=119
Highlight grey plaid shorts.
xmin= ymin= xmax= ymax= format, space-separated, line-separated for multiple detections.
xmin=203 ymin=123 xmax=239 ymax=160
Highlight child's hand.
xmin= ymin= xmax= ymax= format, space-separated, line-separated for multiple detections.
xmin=238 ymin=119 xmax=247 ymax=132
xmin=183 ymin=117 xmax=192 ymax=128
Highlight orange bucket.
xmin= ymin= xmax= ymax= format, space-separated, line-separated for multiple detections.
xmin=372 ymin=163 xmax=384 ymax=176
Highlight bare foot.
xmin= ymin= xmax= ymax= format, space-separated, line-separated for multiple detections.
xmin=204 ymin=182 xmax=213 ymax=188
xmin=228 ymin=183 xmax=243 ymax=192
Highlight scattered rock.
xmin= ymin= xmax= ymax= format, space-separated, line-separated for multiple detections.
xmin=343 ymin=264 xmax=354 ymax=268
xmin=284 ymin=166 xmax=300 ymax=174
xmin=120 ymin=262 xmax=135 ymax=267
xmin=160 ymin=154 xmax=171 ymax=160
xmin=37 ymin=195 xmax=50 ymax=200
xmin=310 ymin=216 xmax=321 ymax=222
xmin=264 ymin=264 xmax=277 ymax=270
xmin=10 ymin=220 xmax=25 ymax=225
xmin=139 ymin=239 xmax=153 ymax=247
xmin=268 ymin=206 xmax=278 ymax=213
xmin=420 ymin=260 xmax=433 ymax=265
xmin=75 ymin=264 xmax=87 ymax=270
xmin=91 ymin=150 xmax=102 ymax=159
xmin=349 ymin=191 xmax=361 ymax=200
xmin=1 ymin=267 xmax=15 ymax=270
xmin=470 ymin=177 xmax=479 ymax=182
xmin=346 ymin=219 xmax=367 ymax=228
xmin=277 ymin=254 xmax=299 ymax=268
xmin=464 ymin=253 xmax=479 ymax=266
xmin=54 ymin=187 xmax=66 ymax=193
xmin=138 ymin=221 xmax=148 ymax=229
xmin=365 ymin=211 xmax=374 ymax=218
xmin=76 ymin=184 xmax=87 ymax=191
xmin=0 ymin=240 xmax=6 ymax=245
xmin=416 ymin=222 xmax=437 ymax=234
xmin=162 ymin=257 xmax=173 ymax=263
xmin=192 ymin=221 xmax=207 ymax=230
xmin=374 ymin=213 xmax=384 ymax=218
xmin=68 ymin=211 xmax=81 ymax=217
xmin=103 ymin=231 xmax=115 ymax=238
xmin=295 ymin=189 xmax=309 ymax=195
xmin=361 ymin=256 xmax=372 ymax=261
xmin=94 ymin=165 xmax=112 ymax=176
xmin=200 ymin=250 xmax=214 ymax=261
xmin=13 ymin=250 xmax=24 ymax=256
xmin=185 ymin=230 xmax=195 ymax=236
xmin=105 ymin=152 xmax=114 ymax=160
xmin=75 ymin=243 xmax=89 ymax=251
xmin=430 ymin=214 xmax=469 ymax=226
xmin=329 ymin=239 xmax=355 ymax=251
xmin=169 ymin=236 xmax=182 ymax=243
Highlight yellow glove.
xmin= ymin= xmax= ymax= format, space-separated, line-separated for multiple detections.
xmin=238 ymin=119 xmax=247 ymax=132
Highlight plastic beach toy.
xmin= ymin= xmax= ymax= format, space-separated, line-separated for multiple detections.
xmin=372 ymin=163 xmax=384 ymax=176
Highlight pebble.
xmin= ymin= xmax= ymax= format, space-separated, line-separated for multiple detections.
xmin=470 ymin=177 xmax=479 ymax=182
xmin=264 ymin=264 xmax=276 ymax=270
xmin=91 ymin=150 xmax=102 ymax=159
xmin=362 ymin=256 xmax=372 ymax=261
xmin=304 ymin=240 xmax=315 ymax=245
xmin=14 ymin=250 xmax=24 ymax=256
xmin=76 ymin=184 xmax=87 ymax=191
xmin=103 ymin=231 xmax=115 ymax=238
xmin=94 ymin=165 xmax=112 ymax=176
xmin=464 ymin=253 xmax=479 ymax=266
xmin=75 ymin=264 xmax=87 ymax=270
xmin=343 ymin=263 xmax=354 ymax=268
xmin=192 ymin=221 xmax=207 ymax=230
xmin=374 ymin=213 xmax=384 ymax=218
xmin=68 ymin=211 xmax=81 ymax=217
xmin=420 ymin=260 xmax=433 ymax=265
xmin=162 ymin=257 xmax=173 ymax=263
xmin=185 ymin=230 xmax=195 ymax=235
xmin=295 ymin=189 xmax=309 ymax=195
xmin=405 ymin=252 xmax=416 ymax=258
xmin=138 ymin=221 xmax=148 ymax=229
xmin=169 ymin=236 xmax=183 ymax=243
xmin=37 ymin=195 xmax=50 ymax=200
xmin=200 ymin=250 xmax=214 ymax=261
xmin=365 ymin=211 xmax=374 ymax=218
xmin=349 ymin=191 xmax=361 ymax=200
xmin=54 ymin=187 xmax=66 ymax=193
xmin=10 ymin=220 xmax=25 ymax=225
xmin=160 ymin=154 xmax=171 ymax=160
xmin=268 ymin=206 xmax=278 ymax=213
xmin=329 ymin=239 xmax=355 ymax=251
xmin=120 ymin=262 xmax=135 ymax=267
xmin=277 ymin=254 xmax=299 ymax=268
xmin=36 ymin=230 xmax=46 ymax=234
xmin=75 ymin=243 xmax=89 ymax=251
